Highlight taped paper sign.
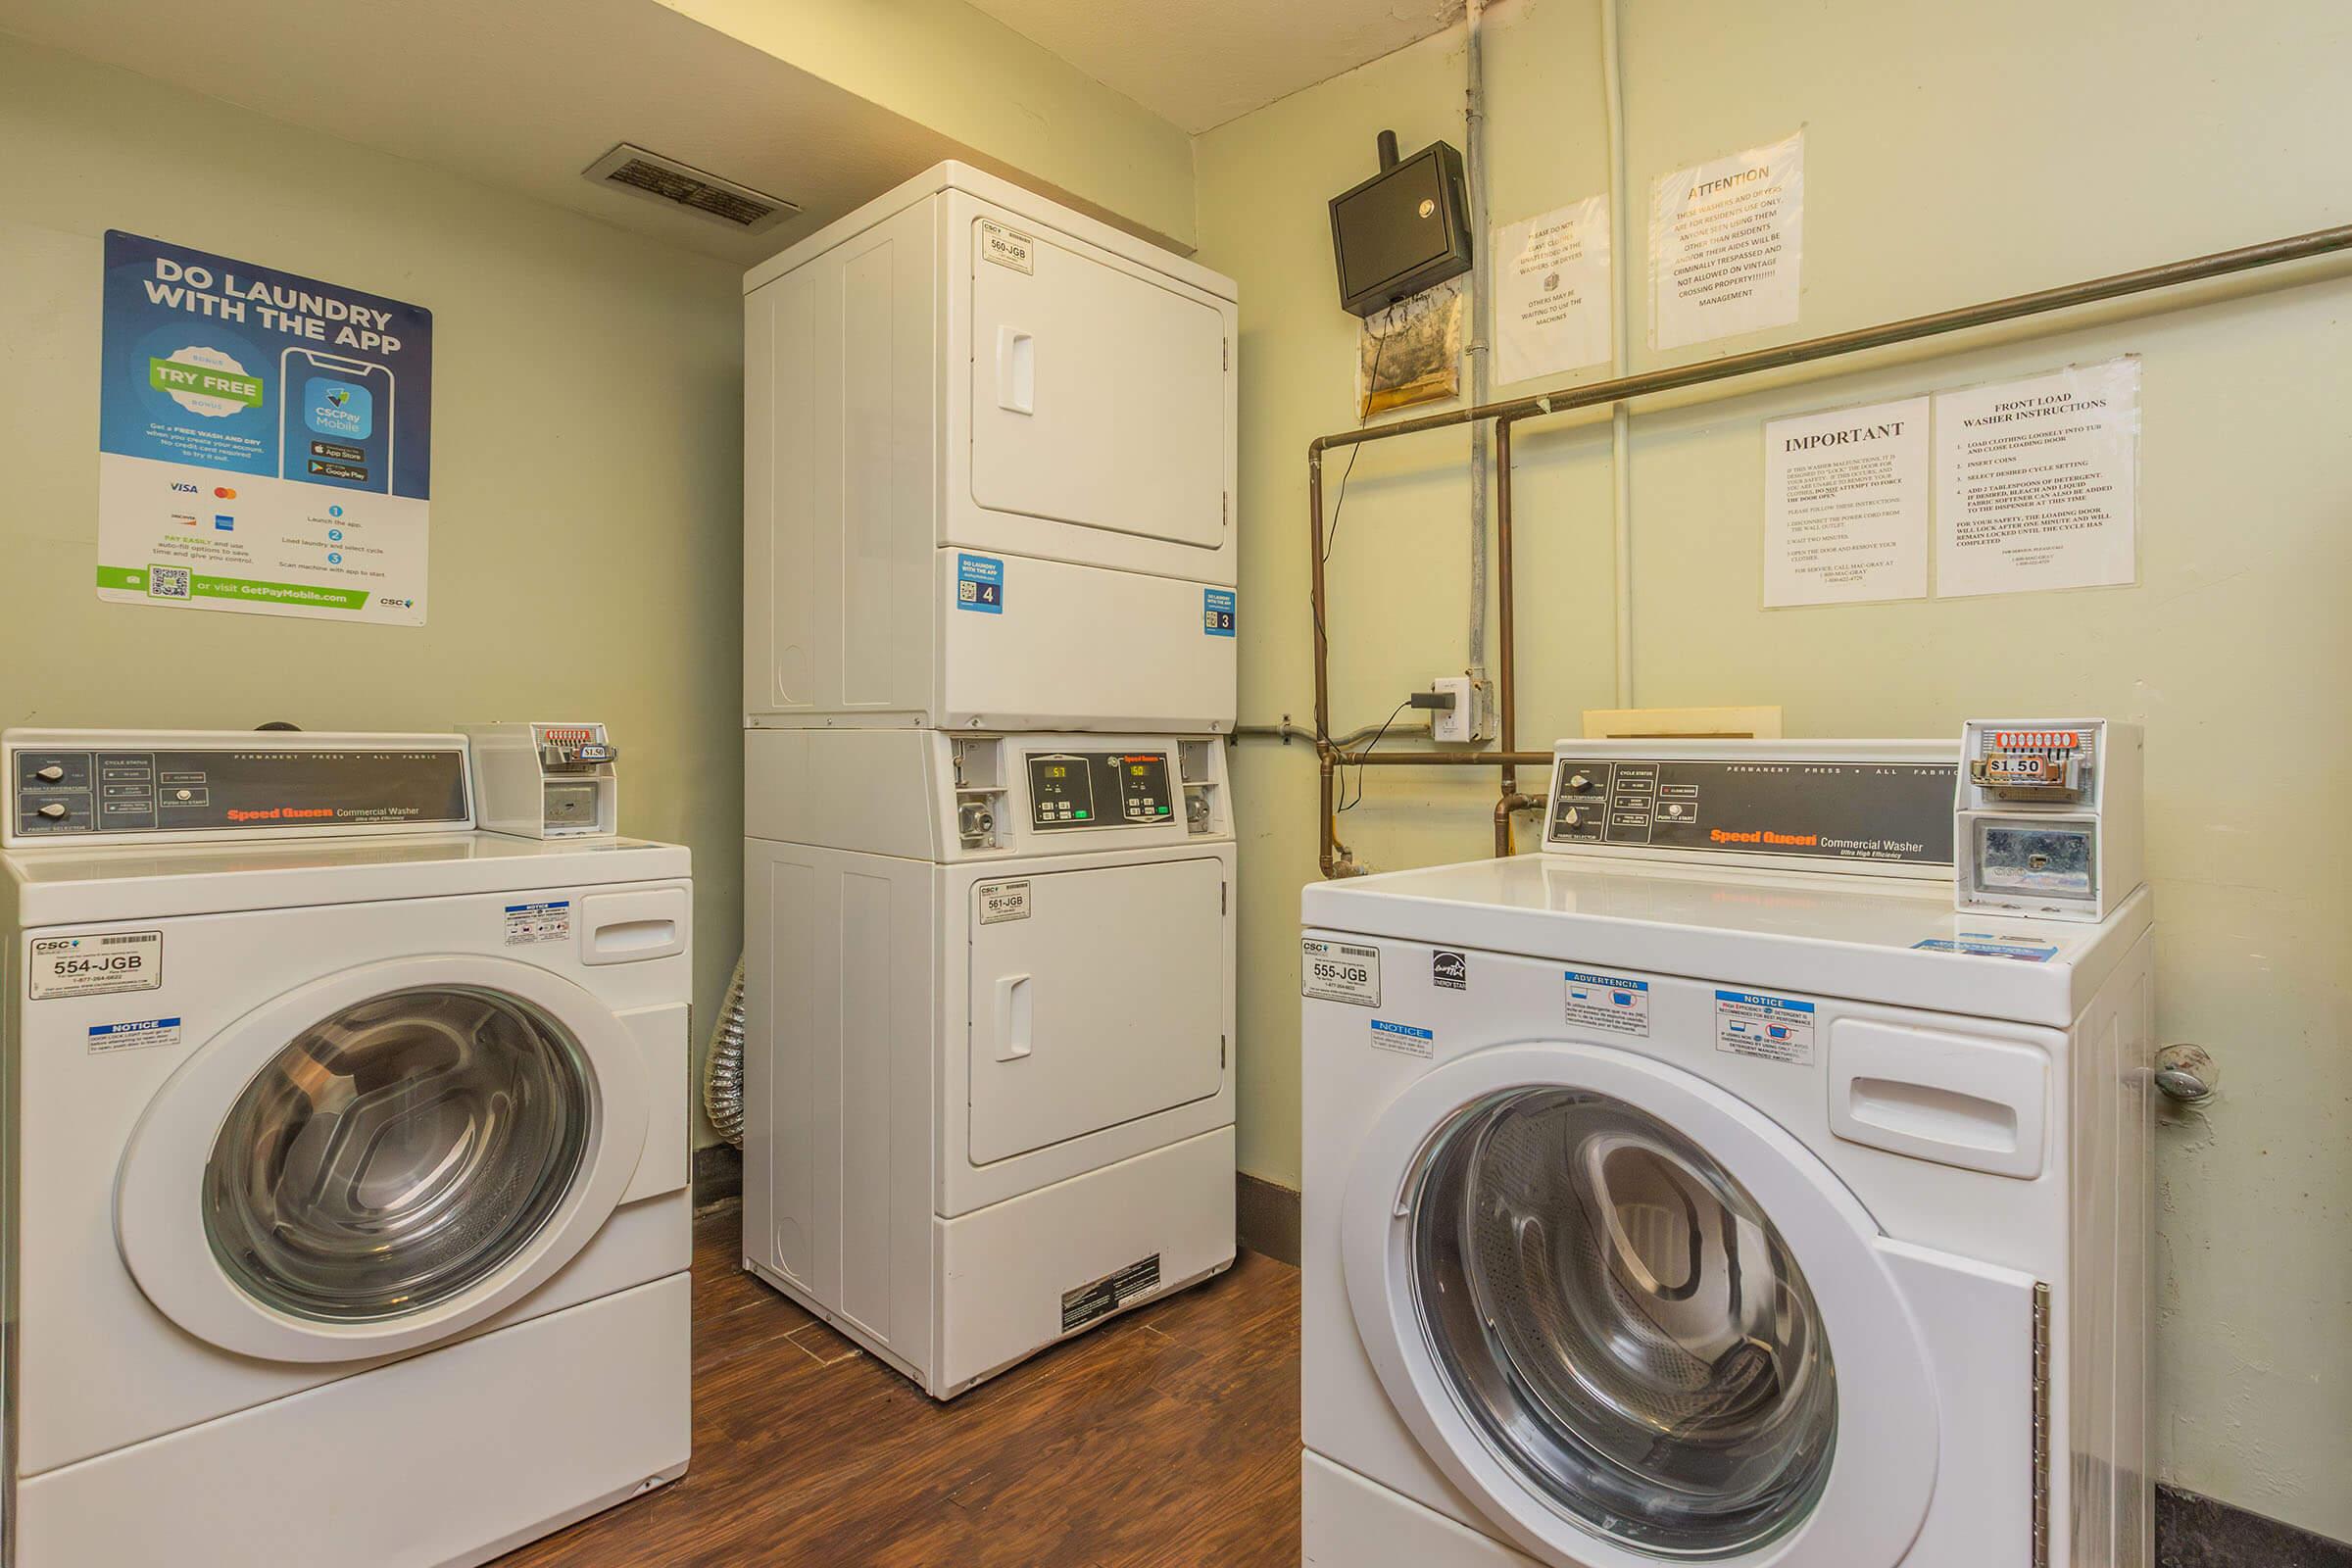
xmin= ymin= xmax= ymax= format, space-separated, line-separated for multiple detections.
xmin=1934 ymin=358 xmax=2139 ymax=598
xmin=1493 ymin=196 xmax=1611 ymax=384
xmin=1764 ymin=396 xmax=1930 ymax=606
xmin=1649 ymin=131 xmax=1804 ymax=351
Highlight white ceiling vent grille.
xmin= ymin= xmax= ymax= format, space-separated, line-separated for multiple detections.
xmin=583 ymin=144 xmax=798 ymax=235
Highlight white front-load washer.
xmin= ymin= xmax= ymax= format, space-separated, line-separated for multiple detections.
xmin=742 ymin=727 xmax=1237 ymax=1396
xmin=2 ymin=729 xmax=694 ymax=1568
xmin=1299 ymin=738 xmax=2153 ymax=1568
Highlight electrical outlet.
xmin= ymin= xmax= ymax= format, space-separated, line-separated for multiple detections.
xmin=1432 ymin=676 xmax=1474 ymax=743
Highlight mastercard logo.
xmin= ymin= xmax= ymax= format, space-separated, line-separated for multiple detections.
xmin=214 ymin=486 xmax=237 ymax=500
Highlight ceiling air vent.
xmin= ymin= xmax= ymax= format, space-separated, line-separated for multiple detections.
xmin=583 ymin=144 xmax=798 ymax=235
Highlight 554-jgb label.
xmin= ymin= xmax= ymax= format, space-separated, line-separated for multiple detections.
xmin=30 ymin=931 xmax=162 ymax=1000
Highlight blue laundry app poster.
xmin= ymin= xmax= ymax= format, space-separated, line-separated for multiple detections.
xmin=96 ymin=231 xmax=434 ymax=625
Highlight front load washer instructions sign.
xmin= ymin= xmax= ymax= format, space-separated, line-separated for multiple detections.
xmin=97 ymin=232 xmax=433 ymax=626
xmin=30 ymin=931 xmax=163 ymax=1000
xmin=1715 ymin=990 xmax=1816 ymax=1065
xmin=1301 ymin=938 xmax=1380 ymax=1006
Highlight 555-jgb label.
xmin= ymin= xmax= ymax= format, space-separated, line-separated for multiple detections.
xmin=1301 ymin=938 xmax=1380 ymax=1006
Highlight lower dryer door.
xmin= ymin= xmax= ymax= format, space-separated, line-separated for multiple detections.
xmin=967 ymin=856 xmax=1227 ymax=1165
xmin=115 ymin=953 xmax=649 ymax=1363
xmin=1342 ymin=1041 xmax=2038 ymax=1568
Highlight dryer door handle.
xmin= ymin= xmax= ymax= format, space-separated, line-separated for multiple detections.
xmin=992 ymin=973 xmax=1034 ymax=1062
xmin=995 ymin=327 xmax=1035 ymax=415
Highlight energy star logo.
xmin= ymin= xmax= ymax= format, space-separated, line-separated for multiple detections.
xmin=1432 ymin=951 xmax=1467 ymax=991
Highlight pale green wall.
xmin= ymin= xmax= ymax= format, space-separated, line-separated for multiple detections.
xmin=1197 ymin=0 xmax=2352 ymax=1539
xmin=657 ymin=0 xmax=1199 ymax=250
xmin=0 ymin=38 xmax=748 ymax=1138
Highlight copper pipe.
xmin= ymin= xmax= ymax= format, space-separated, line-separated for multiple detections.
xmin=1494 ymin=792 xmax=1541 ymax=857
xmin=1309 ymin=222 xmax=2352 ymax=455
xmin=1303 ymin=221 xmax=2352 ymax=878
xmin=1495 ymin=416 xmax=1518 ymax=854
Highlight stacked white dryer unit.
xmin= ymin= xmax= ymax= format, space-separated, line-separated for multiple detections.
xmin=740 ymin=162 xmax=1241 ymax=1397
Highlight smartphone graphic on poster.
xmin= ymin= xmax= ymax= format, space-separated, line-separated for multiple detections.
xmin=279 ymin=349 xmax=395 ymax=494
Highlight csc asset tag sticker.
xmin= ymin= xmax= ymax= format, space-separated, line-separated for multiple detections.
xmin=29 ymin=931 xmax=162 ymax=1000
xmin=1301 ymin=938 xmax=1380 ymax=1006
xmin=978 ymin=879 xmax=1032 ymax=924
xmin=978 ymin=220 xmax=1034 ymax=273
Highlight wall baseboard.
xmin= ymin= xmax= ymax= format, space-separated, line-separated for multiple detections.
xmin=1237 ymin=1172 xmax=1301 ymax=1266
xmin=692 ymin=1142 xmax=743 ymax=1210
xmin=2159 ymin=1485 xmax=2352 ymax=1567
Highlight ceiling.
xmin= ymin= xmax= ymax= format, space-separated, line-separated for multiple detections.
xmin=0 ymin=0 xmax=962 ymax=264
xmin=965 ymin=0 xmax=1466 ymax=133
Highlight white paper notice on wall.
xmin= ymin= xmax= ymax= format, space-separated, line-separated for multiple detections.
xmin=1649 ymin=131 xmax=1804 ymax=352
xmin=1763 ymin=396 xmax=1930 ymax=607
xmin=1492 ymin=196 xmax=1611 ymax=384
xmin=1934 ymin=358 xmax=2140 ymax=598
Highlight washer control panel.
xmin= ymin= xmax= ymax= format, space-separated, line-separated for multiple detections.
xmin=1026 ymin=751 xmax=1174 ymax=831
xmin=6 ymin=732 xmax=472 ymax=845
xmin=1545 ymin=745 xmax=1956 ymax=870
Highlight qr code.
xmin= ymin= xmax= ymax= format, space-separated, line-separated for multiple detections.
xmin=148 ymin=566 xmax=190 ymax=599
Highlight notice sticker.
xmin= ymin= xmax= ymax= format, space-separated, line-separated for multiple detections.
xmin=1370 ymin=1019 xmax=1435 ymax=1058
xmin=978 ymin=879 xmax=1032 ymax=924
xmin=1565 ymin=969 xmax=1650 ymax=1037
xmin=1913 ymin=934 xmax=2060 ymax=962
xmin=1301 ymin=938 xmax=1380 ymax=1006
xmin=29 ymin=930 xmax=162 ymax=1000
xmin=956 ymin=552 xmax=1004 ymax=613
xmin=1714 ymin=989 xmax=1816 ymax=1065
xmin=504 ymin=901 xmax=572 ymax=947
xmin=88 ymin=1016 xmax=181 ymax=1054
xmin=978 ymin=220 xmax=1034 ymax=273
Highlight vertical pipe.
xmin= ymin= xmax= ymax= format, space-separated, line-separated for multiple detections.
xmin=1494 ymin=415 xmax=1520 ymax=858
xmin=1463 ymin=0 xmax=1492 ymax=678
xmin=1309 ymin=442 xmax=1340 ymax=875
xmin=1601 ymin=0 xmax=1635 ymax=708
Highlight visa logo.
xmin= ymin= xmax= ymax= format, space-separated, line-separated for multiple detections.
xmin=170 ymin=481 xmax=199 ymax=493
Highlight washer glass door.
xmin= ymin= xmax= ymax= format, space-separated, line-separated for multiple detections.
xmin=1410 ymin=1087 xmax=1838 ymax=1559
xmin=204 ymin=985 xmax=593 ymax=1323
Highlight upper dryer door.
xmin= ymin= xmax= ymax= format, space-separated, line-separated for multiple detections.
xmin=953 ymin=194 xmax=1235 ymax=582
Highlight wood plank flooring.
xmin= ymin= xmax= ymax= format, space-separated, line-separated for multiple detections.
xmin=499 ymin=1205 xmax=1302 ymax=1568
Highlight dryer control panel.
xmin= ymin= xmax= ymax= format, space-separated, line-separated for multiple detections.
xmin=1542 ymin=739 xmax=1957 ymax=877
xmin=4 ymin=730 xmax=473 ymax=848
xmin=1026 ymin=751 xmax=1175 ymax=830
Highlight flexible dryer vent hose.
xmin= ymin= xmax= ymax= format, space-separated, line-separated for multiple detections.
xmin=701 ymin=955 xmax=748 ymax=1149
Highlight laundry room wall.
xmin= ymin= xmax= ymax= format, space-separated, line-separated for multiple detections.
xmin=1195 ymin=0 xmax=2352 ymax=1541
xmin=0 ymin=36 xmax=748 ymax=1142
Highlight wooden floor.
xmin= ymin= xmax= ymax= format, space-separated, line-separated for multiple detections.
xmin=500 ymin=1205 xmax=1303 ymax=1568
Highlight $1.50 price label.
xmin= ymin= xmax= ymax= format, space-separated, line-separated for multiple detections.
xmin=1301 ymin=937 xmax=1380 ymax=1006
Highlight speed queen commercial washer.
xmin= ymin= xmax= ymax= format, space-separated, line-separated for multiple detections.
xmin=1299 ymin=737 xmax=2152 ymax=1568
xmin=2 ymin=729 xmax=693 ymax=1567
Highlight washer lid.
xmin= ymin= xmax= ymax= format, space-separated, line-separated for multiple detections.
xmin=4 ymin=832 xmax=688 ymax=927
xmin=1303 ymin=854 xmax=2148 ymax=1026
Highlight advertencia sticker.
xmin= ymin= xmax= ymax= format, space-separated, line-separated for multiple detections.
xmin=956 ymin=553 xmax=1004 ymax=613
xmin=1715 ymin=990 xmax=1815 ymax=1065
xmin=1565 ymin=970 xmax=1650 ymax=1037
